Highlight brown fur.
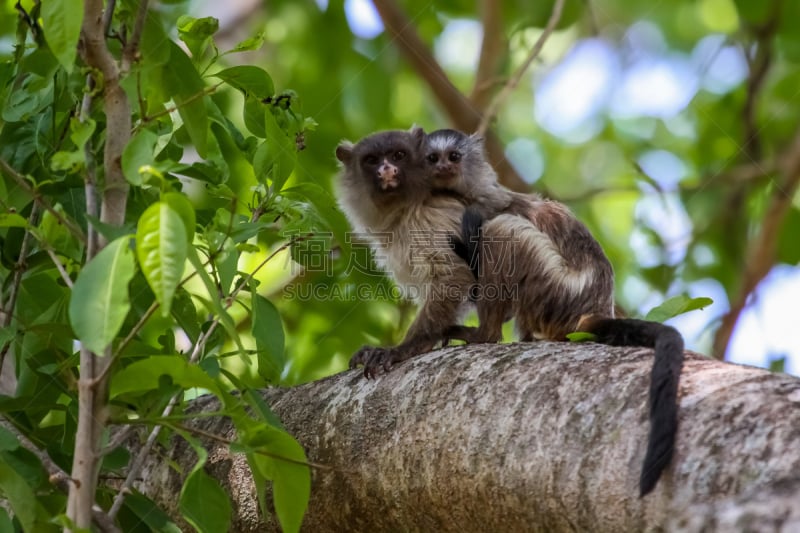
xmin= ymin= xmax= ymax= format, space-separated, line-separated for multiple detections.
xmin=433 ymin=129 xmax=682 ymax=497
xmin=336 ymin=128 xmax=475 ymax=377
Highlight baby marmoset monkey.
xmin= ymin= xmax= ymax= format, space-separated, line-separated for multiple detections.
xmin=429 ymin=129 xmax=683 ymax=497
xmin=335 ymin=128 xmax=476 ymax=378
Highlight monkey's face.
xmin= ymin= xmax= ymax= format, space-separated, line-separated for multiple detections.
xmin=426 ymin=148 xmax=463 ymax=188
xmin=361 ymin=149 xmax=408 ymax=192
xmin=425 ymin=129 xmax=470 ymax=190
xmin=336 ymin=130 xmax=426 ymax=201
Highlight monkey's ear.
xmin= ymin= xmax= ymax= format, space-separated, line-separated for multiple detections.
xmin=468 ymin=132 xmax=485 ymax=144
xmin=410 ymin=125 xmax=426 ymax=147
xmin=335 ymin=142 xmax=354 ymax=163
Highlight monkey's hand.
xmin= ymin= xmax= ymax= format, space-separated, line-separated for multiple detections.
xmin=443 ymin=325 xmax=483 ymax=344
xmin=349 ymin=346 xmax=405 ymax=379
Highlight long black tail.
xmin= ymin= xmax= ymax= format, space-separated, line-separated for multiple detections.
xmin=588 ymin=318 xmax=684 ymax=496
xmin=448 ymin=206 xmax=484 ymax=279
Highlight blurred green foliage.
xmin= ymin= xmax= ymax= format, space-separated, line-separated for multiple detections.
xmin=0 ymin=0 xmax=798 ymax=527
xmin=203 ymin=0 xmax=798 ymax=377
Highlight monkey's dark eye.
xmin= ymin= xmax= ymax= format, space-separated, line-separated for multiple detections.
xmin=448 ymin=151 xmax=462 ymax=163
xmin=393 ymin=151 xmax=406 ymax=161
xmin=363 ymin=154 xmax=379 ymax=165
xmin=427 ymin=153 xmax=439 ymax=163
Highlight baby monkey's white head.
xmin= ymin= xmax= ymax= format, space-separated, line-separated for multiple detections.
xmin=424 ymin=129 xmax=495 ymax=193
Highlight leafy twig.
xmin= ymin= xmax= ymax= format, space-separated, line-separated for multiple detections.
xmin=45 ymin=248 xmax=74 ymax=289
xmin=160 ymin=420 xmax=336 ymax=471
xmin=0 ymin=203 xmax=40 ymax=372
xmin=141 ymin=82 xmax=223 ymax=124
xmin=0 ymin=157 xmax=86 ymax=243
xmin=121 ymin=0 xmax=149 ymax=74
xmin=68 ymin=0 xmax=134 ymax=526
xmin=107 ymin=233 xmax=309 ymax=519
xmin=0 ymin=416 xmax=121 ymax=533
xmin=476 ymin=0 xmax=565 ymax=136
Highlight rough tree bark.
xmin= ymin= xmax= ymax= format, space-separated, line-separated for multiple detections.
xmin=134 ymin=342 xmax=800 ymax=532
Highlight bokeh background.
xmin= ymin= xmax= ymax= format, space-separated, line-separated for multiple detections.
xmin=6 ymin=0 xmax=798 ymax=383
xmin=193 ymin=0 xmax=800 ymax=382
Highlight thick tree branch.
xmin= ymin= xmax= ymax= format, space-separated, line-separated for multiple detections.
xmin=133 ymin=342 xmax=800 ymax=531
xmin=477 ymin=0 xmax=565 ymax=136
xmin=469 ymin=0 xmax=506 ymax=111
xmin=370 ymin=0 xmax=528 ymax=191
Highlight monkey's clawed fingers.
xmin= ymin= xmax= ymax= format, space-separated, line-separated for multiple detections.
xmin=349 ymin=346 xmax=400 ymax=379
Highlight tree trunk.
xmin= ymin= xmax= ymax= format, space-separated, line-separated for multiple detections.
xmin=133 ymin=342 xmax=800 ymax=531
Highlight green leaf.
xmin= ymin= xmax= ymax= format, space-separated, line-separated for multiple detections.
xmin=0 ymin=427 xmax=19 ymax=452
xmin=733 ymin=0 xmax=772 ymax=25
xmin=162 ymin=192 xmax=196 ymax=242
xmin=567 ymin=331 xmax=597 ymax=342
xmin=179 ymin=437 xmax=232 ymax=533
xmin=0 ymin=461 xmax=57 ymax=532
xmin=140 ymin=11 xmax=172 ymax=67
xmin=263 ymin=110 xmax=296 ymax=192
xmin=245 ymin=425 xmax=310 ymax=533
xmin=186 ymin=248 xmax=247 ymax=358
xmin=177 ymin=16 xmax=219 ymax=59
xmin=110 ymin=356 xmax=219 ymax=398
xmin=123 ymin=129 xmax=159 ymax=186
xmin=69 ymin=237 xmax=136 ymax=354
xmin=282 ymin=183 xmax=352 ymax=257
xmin=41 ymin=0 xmax=83 ymax=72
xmin=243 ymin=97 xmax=266 ymax=137
xmin=252 ymin=293 xmax=285 ymax=382
xmin=226 ymin=32 xmax=266 ymax=54
xmin=69 ymin=117 xmax=95 ymax=149
xmin=136 ymin=202 xmax=189 ymax=317
xmin=213 ymin=66 xmax=274 ymax=100
xmin=0 ymin=507 xmax=13 ymax=533
xmin=645 ymin=295 xmax=714 ymax=323
xmin=162 ymin=42 xmax=209 ymax=157
xmin=121 ymin=492 xmax=182 ymax=533
xmin=0 ymin=214 xmax=28 ymax=228
xmin=242 ymin=390 xmax=285 ymax=430
xmin=50 ymin=150 xmax=84 ymax=173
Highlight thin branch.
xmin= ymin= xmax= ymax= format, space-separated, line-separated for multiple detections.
xmin=45 ymin=248 xmax=74 ymax=289
xmin=713 ymin=129 xmax=800 ymax=358
xmin=469 ymin=0 xmax=506 ymax=111
xmin=80 ymin=74 xmax=100 ymax=259
xmin=740 ymin=7 xmax=780 ymax=162
xmin=583 ymin=0 xmax=600 ymax=36
xmin=141 ymin=82 xmax=222 ymax=125
xmin=0 ymin=203 xmax=40 ymax=376
xmin=121 ymin=0 xmax=149 ymax=74
xmin=107 ymin=234 xmax=308 ymax=519
xmin=370 ymin=0 xmax=528 ymax=191
xmin=477 ymin=0 xmax=565 ymax=136
xmin=0 ymin=157 xmax=86 ymax=243
xmin=69 ymin=0 xmax=131 ymax=526
xmin=161 ymin=420 xmax=336 ymax=471
xmin=0 ymin=417 xmax=121 ymax=533
xmin=106 ymin=319 xmax=219 ymax=520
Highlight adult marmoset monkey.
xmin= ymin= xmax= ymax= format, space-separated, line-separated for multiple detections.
xmin=335 ymin=128 xmax=476 ymax=378
xmin=433 ymin=128 xmax=683 ymax=496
